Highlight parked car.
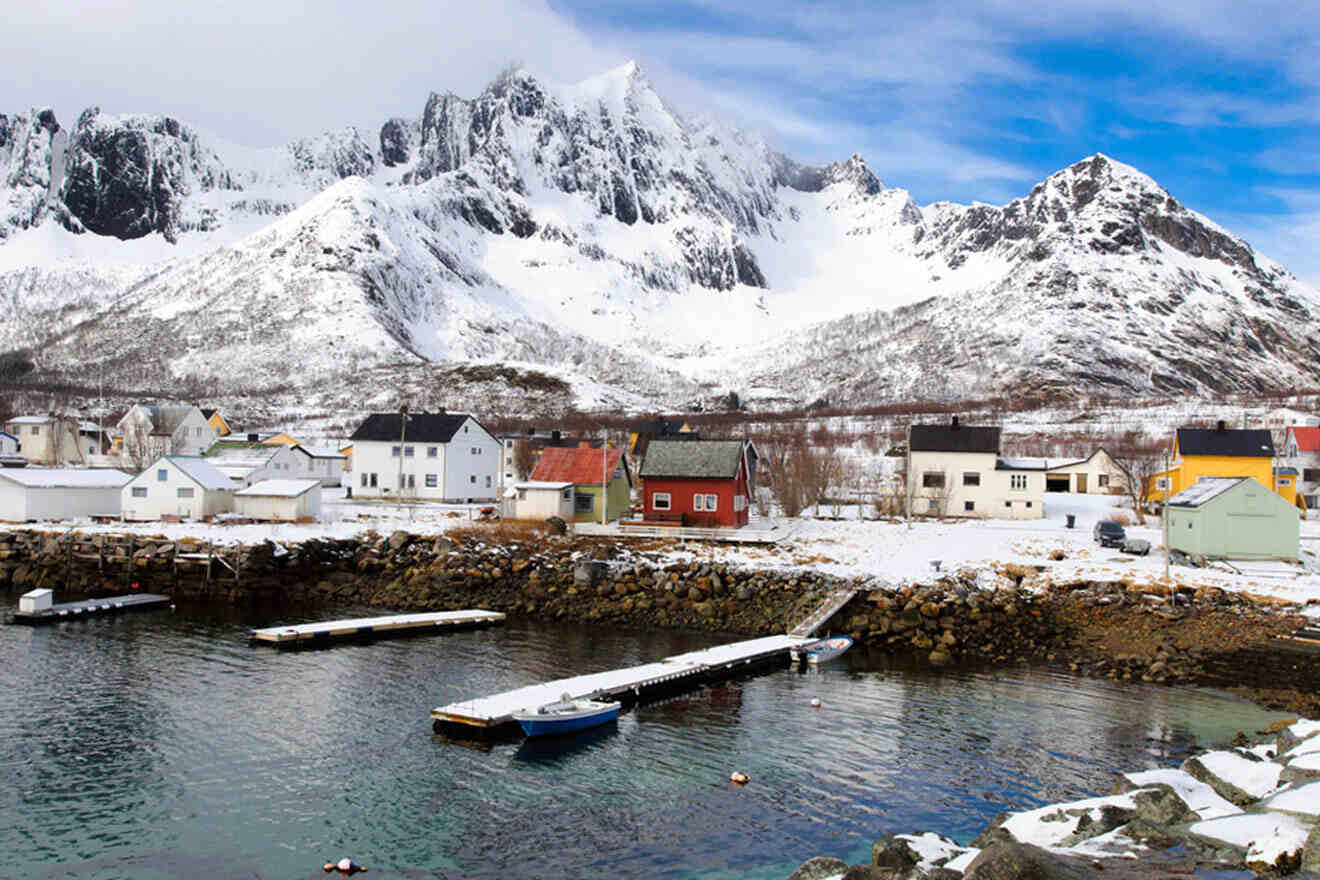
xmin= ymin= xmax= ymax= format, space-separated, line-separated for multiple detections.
xmin=1121 ymin=538 xmax=1151 ymax=556
xmin=1094 ymin=520 xmax=1126 ymax=548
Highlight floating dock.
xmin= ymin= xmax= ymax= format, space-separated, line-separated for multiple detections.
xmin=10 ymin=593 xmax=172 ymax=625
xmin=431 ymin=634 xmax=812 ymax=733
xmin=249 ymin=609 xmax=505 ymax=647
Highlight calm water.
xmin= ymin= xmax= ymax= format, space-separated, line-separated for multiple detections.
xmin=0 ymin=602 xmax=1282 ymax=880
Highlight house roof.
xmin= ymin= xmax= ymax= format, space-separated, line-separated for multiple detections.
xmin=349 ymin=412 xmax=483 ymax=444
xmin=1176 ymin=427 xmax=1274 ymax=458
xmin=298 ymin=445 xmax=346 ymax=459
xmin=1167 ymin=477 xmax=1252 ymax=508
xmin=203 ymin=443 xmax=283 ymax=468
xmin=910 ymin=423 xmax=1000 ymax=454
xmin=201 ymin=408 xmax=217 ymax=419
xmin=531 ymin=446 xmax=626 ymax=485
xmin=513 ymin=481 xmax=573 ymax=490
xmin=155 ymin=456 xmax=234 ymax=491
xmin=0 ymin=468 xmax=132 ymax=489
xmin=235 ymin=479 xmax=320 ymax=498
xmin=137 ymin=404 xmax=199 ymax=436
xmin=7 ymin=415 xmax=54 ymax=424
xmin=639 ymin=440 xmax=746 ymax=479
xmin=1289 ymin=426 xmax=1320 ymax=452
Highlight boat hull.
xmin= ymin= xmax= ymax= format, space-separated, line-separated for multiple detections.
xmin=515 ymin=702 xmax=621 ymax=737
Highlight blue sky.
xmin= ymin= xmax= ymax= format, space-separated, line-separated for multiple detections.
xmin=5 ymin=0 xmax=1318 ymax=279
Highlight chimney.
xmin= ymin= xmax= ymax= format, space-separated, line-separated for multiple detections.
xmin=951 ymin=415 xmax=960 ymax=429
xmin=1216 ymin=420 xmax=1226 ymax=432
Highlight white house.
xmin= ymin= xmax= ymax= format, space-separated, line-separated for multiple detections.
xmin=294 ymin=445 xmax=346 ymax=486
xmin=203 ymin=441 xmax=309 ymax=488
xmin=234 ymin=479 xmax=322 ymax=521
xmin=1 ymin=416 xmax=106 ymax=465
xmin=121 ymin=456 xmax=234 ymax=521
xmin=1283 ymin=426 xmax=1320 ymax=510
xmin=349 ymin=411 xmax=500 ymax=502
xmin=117 ymin=404 xmax=216 ymax=467
xmin=0 ymin=431 xmax=18 ymax=457
xmin=507 ymin=481 xmax=575 ymax=520
xmin=996 ymin=449 xmax=1124 ymax=495
xmin=0 ymin=468 xmax=132 ymax=522
xmin=907 ymin=418 xmax=1045 ymax=520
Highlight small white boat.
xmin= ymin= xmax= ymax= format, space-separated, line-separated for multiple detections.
xmin=792 ymin=636 xmax=854 ymax=665
xmin=513 ymin=694 xmax=621 ymax=738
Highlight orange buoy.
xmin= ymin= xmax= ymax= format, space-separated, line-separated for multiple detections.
xmin=730 ymin=771 xmax=749 ymax=785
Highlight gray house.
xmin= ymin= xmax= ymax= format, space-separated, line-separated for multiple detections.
xmin=1166 ymin=477 xmax=1299 ymax=562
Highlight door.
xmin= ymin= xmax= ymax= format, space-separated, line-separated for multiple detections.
xmin=1075 ymin=473 xmax=1088 ymax=493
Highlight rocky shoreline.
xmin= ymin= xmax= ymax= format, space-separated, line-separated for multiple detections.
xmin=790 ymin=718 xmax=1320 ymax=880
xmin=1 ymin=527 xmax=1316 ymax=710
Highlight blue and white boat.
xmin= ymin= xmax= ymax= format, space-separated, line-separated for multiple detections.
xmin=513 ymin=695 xmax=621 ymax=738
xmin=792 ymin=636 xmax=854 ymax=665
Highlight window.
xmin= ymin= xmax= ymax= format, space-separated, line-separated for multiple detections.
xmin=562 ymin=488 xmax=572 ymax=500
xmin=404 ymin=446 xmax=414 ymax=457
xmin=1004 ymin=501 xmax=1011 ymax=508
xmin=922 ymin=472 xmax=944 ymax=489
xmin=734 ymin=495 xmax=746 ymax=511
xmin=963 ymin=472 xmax=980 ymax=486
xmin=505 ymin=440 xmax=514 ymax=448
xmin=1305 ymin=469 xmax=1320 ymax=483
xmin=575 ymin=493 xmax=594 ymax=513
xmin=463 ymin=425 xmax=468 ymax=433
xmin=428 ymin=447 xmax=438 ymax=457
xmin=1010 ymin=474 xmax=1027 ymax=490
xmin=517 ymin=488 xmax=527 ymax=501
xmin=178 ymin=487 xmax=194 ymax=498
xmin=1156 ymin=477 xmax=1169 ymax=490
xmin=485 ymin=475 xmax=492 ymax=487
xmin=693 ymin=493 xmax=718 ymax=510
xmin=361 ymin=473 xmax=368 ymax=488
xmin=369 ymin=473 xmax=378 ymax=488
xmin=1098 ymin=474 xmax=1109 ymax=488
xmin=406 ymin=474 xmax=415 ymax=489
xmin=392 ymin=446 xmax=400 ymax=457
xmin=964 ymin=501 xmax=975 ymax=512
xmin=131 ymin=487 xmax=147 ymax=498
xmin=194 ymin=427 xmax=202 ymax=437
xmin=653 ymin=492 xmax=671 ymax=510
xmin=470 ymin=475 xmax=476 ymax=484
xmin=1280 ymin=477 xmax=1292 ymax=486
xmin=425 ymin=474 xmax=437 ymax=488
xmin=157 ymin=469 xmax=168 ymax=482
xmin=30 ymin=426 xmax=38 ymax=435
xmin=470 ymin=446 xmax=480 ymax=455
xmin=1025 ymin=501 xmax=1032 ymax=508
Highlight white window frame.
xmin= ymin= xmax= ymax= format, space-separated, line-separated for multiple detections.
xmin=693 ymin=493 xmax=718 ymax=511
xmin=1156 ymin=477 xmax=1169 ymax=490
xmin=653 ymin=492 xmax=671 ymax=511
xmin=177 ymin=487 xmax=195 ymax=498
xmin=425 ymin=474 xmax=437 ymax=488
xmin=131 ymin=487 xmax=147 ymax=498
xmin=1010 ymin=474 xmax=1027 ymax=490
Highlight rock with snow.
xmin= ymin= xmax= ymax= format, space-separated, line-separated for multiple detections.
xmin=1182 ymin=750 xmax=1284 ymax=806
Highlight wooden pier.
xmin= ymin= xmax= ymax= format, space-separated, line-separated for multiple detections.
xmin=249 ymin=609 xmax=505 ymax=648
xmin=10 ymin=593 xmax=173 ymax=625
xmin=431 ymin=634 xmax=811 ymax=733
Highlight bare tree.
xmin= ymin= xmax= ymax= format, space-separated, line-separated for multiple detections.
xmin=122 ymin=416 xmax=156 ymax=473
xmin=1110 ymin=431 xmax=1166 ymax=525
xmin=512 ymin=438 xmax=538 ymax=481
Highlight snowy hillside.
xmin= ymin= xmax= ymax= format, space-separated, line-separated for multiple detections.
xmin=2 ymin=64 xmax=1318 ymax=415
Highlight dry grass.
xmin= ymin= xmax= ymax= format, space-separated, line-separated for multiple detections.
xmin=448 ymin=519 xmax=563 ymax=550
xmin=1107 ymin=511 xmax=1133 ymax=526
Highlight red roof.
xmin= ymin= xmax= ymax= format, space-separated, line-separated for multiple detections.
xmin=1290 ymin=426 xmax=1320 ymax=452
xmin=531 ymin=446 xmax=624 ymax=485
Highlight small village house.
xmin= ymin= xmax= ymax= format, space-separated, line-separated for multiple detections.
xmin=234 ymin=479 xmax=322 ymax=521
xmin=505 ymin=481 xmax=575 ymax=521
xmin=0 ymin=468 xmax=132 ymax=522
xmin=638 ymin=439 xmax=754 ymax=528
xmin=2 ymin=415 xmax=107 ymax=465
xmin=907 ymin=417 xmax=1045 ymax=519
xmin=525 ymin=445 xmax=632 ymax=522
xmin=297 ymin=446 xmax=347 ymax=486
xmin=349 ymin=411 xmax=500 ymax=502
xmin=1165 ymin=477 xmax=1299 ymax=562
xmin=1282 ymin=426 xmax=1320 ymax=510
xmin=117 ymin=404 xmax=217 ymax=466
xmin=1150 ymin=423 xmax=1294 ymax=505
xmin=121 ymin=456 xmax=234 ymax=521
xmin=0 ymin=431 xmax=19 ymax=457
xmin=202 ymin=409 xmax=232 ymax=437
xmin=497 ymin=428 xmax=605 ymax=488
xmin=203 ymin=439 xmax=312 ymax=488
xmin=338 ymin=442 xmax=354 ymax=475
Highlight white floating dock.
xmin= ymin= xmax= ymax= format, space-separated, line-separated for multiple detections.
xmin=431 ymin=633 xmax=812 ymax=730
xmin=249 ymin=609 xmax=504 ymax=647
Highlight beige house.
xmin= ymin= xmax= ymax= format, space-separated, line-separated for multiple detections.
xmin=2 ymin=416 xmax=105 ymax=465
xmin=907 ymin=418 xmax=1045 ymax=520
xmin=234 ymin=479 xmax=322 ymax=521
xmin=507 ymin=481 xmax=576 ymax=520
xmin=996 ymin=449 xmax=1125 ymax=494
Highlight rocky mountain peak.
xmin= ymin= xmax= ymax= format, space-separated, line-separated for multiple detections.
xmin=822 ymin=154 xmax=882 ymax=196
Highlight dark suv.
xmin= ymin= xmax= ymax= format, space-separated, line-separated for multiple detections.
xmin=1093 ymin=520 xmax=1126 ymax=548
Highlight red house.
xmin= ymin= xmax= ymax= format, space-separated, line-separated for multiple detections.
xmin=638 ymin=439 xmax=755 ymax=528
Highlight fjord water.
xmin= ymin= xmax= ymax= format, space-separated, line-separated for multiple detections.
xmin=1 ymin=605 xmax=1280 ymax=880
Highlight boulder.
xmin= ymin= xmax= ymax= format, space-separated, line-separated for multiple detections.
xmin=964 ymin=841 xmax=1098 ymax=880
xmin=1181 ymin=752 xmax=1280 ymax=807
xmin=787 ymin=856 xmax=849 ymax=880
xmin=545 ymin=516 xmax=567 ymax=534
xmin=871 ymin=834 xmax=919 ymax=869
xmin=1303 ymin=824 xmax=1320 ymax=872
xmin=1129 ymin=785 xmax=1198 ymax=826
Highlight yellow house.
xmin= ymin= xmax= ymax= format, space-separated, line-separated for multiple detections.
xmin=261 ymin=433 xmax=301 ymax=447
xmin=1151 ymin=424 xmax=1297 ymax=505
xmin=338 ymin=443 xmax=353 ymax=473
xmin=202 ymin=409 xmax=232 ymax=437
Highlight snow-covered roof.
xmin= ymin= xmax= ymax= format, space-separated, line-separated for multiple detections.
xmin=155 ymin=456 xmax=234 ymax=492
xmin=204 ymin=443 xmax=282 ymax=467
xmin=997 ymin=456 xmax=1088 ymax=471
xmin=235 ymin=479 xmax=321 ymax=498
xmin=0 ymin=468 xmax=132 ymax=489
xmin=1167 ymin=477 xmax=1247 ymax=508
xmin=6 ymin=415 xmax=53 ymax=424
xmin=298 ymin=446 xmax=345 ymax=459
xmin=513 ymin=481 xmax=574 ymax=490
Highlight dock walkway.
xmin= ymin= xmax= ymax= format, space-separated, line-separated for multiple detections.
xmin=432 ymin=633 xmax=810 ymax=731
xmin=10 ymin=593 xmax=172 ymax=625
xmin=789 ymin=588 xmax=858 ymax=637
xmin=250 ymin=609 xmax=504 ymax=647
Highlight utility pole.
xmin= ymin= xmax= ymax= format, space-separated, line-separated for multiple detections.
xmin=397 ymin=403 xmax=408 ymax=500
xmin=1162 ymin=448 xmax=1170 ymax=583
xmin=601 ymin=431 xmax=607 ymax=526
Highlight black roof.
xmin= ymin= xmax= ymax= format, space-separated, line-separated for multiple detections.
xmin=909 ymin=423 xmax=1000 ymax=454
xmin=1177 ymin=427 xmax=1275 ymax=458
xmin=349 ymin=412 xmax=480 ymax=443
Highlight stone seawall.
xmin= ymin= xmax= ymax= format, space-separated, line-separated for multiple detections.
xmin=1 ymin=528 xmax=1315 ymax=706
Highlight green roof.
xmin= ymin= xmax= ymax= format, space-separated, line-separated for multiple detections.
xmin=638 ymin=440 xmax=745 ymax=479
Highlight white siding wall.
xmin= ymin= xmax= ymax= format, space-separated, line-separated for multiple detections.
xmin=445 ymin=418 xmax=500 ymax=501
xmin=513 ymin=486 xmax=575 ymax=520
xmin=0 ymin=484 xmax=27 ymax=521
xmin=353 ymin=419 xmax=500 ymax=501
xmin=171 ymin=410 xmax=217 ymax=457
xmin=1045 ymin=451 xmax=1125 ymax=494
xmin=907 ymin=450 xmax=1045 ymax=520
xmin=123 ymin=465 xmax=233 ymax=521
xmin=235 ymin=490 xmax=321 ymax=521
xmin=27 ymin=487 xmax=123 ymax=521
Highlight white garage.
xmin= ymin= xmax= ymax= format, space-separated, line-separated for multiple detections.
xmin=234 ymin=479 xmax=322 ymax=521
xmin=0 ymin=468 xmax=132 ymax=522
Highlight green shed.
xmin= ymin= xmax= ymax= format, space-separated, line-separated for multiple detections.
xmin=1165 ymin=477 xmax=1299 ymax=561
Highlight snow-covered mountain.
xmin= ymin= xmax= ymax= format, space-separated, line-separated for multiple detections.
xmin=1 ymin=62 xmax=1317 ymax=416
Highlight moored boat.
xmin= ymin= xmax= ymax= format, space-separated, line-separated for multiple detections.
xmin=513 ymin=694 xmax=621 ymax=737
xmin=792 ymin=636 xmax=854 ymax=665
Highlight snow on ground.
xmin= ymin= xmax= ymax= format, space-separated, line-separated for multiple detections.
xmin=1121 ymin=768 xmax=1241 ymax=820
xmin=6 ymin=489 xmax=1320 ymax=604
xmin=1189 ymin=812 xmax=1311 ymax=862
xmin=1194 ymin=751 xmax=1284 ymax=800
